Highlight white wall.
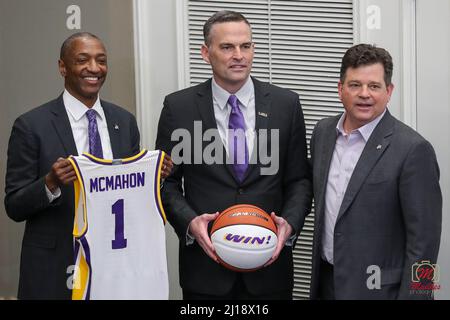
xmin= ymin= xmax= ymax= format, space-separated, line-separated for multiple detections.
xmin=354 ymin=0 xmax=417 ymax=127
xmin=416 ymin=0 xmax=450 ymax=300
xmin=133 ymin=0 xmax=182 ymax=299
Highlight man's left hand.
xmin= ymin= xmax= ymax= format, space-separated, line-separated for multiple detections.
xmin=264 ymin=212 xmax=293 ymax=267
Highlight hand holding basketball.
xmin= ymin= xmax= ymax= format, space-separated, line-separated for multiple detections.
xmin=210 ymin=204 xmax=278 ymax=272
xmin=189 ymin=212 xmax=220 ymax=262
xmin=264 ymin=212 xmax=293 ymax=267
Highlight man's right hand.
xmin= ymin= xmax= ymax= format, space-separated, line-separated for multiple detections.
xmin=45 ymin=157 xmax=77 ymax=192
xmin=189 ymin=212 xmax=220 ymax=262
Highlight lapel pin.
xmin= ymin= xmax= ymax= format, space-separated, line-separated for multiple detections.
xmin=376 ymin=144 xmax=382 ymax=150
xmin=258 ymin=112 xmax=268 ymax=118
xmin=114 ymin=124 xmax=119 ymax=130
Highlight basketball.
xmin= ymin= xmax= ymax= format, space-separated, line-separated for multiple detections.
xmin=210 ymin=204 xmax=278 ymax=272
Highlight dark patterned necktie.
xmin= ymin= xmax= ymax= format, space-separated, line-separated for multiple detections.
xmin=86 ymin=109 xmax=103 ymax=158
xmin=228 ymin=94 xmax=248 ymax=182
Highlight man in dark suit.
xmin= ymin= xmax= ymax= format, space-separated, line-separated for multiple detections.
xmin=156 ymin=11 xmax=312 ymax=299
xmin=309 ymin=44 xmax=442 ymax=299
xmin=4 ymin=32 xmax=172 ymax=299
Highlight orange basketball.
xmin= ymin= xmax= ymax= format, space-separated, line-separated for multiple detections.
xmin=210 ymin=204 xmax=278 ymax=272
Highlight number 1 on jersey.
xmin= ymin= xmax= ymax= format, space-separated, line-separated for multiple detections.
xmin=112 ymin=199 xmax=127 ymax=249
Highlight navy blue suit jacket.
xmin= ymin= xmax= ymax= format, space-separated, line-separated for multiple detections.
xmin=4 ymin=95 xmax=140 ymax=299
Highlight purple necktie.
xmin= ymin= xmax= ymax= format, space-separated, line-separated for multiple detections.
xmin=228 ymin=95 xmax=248 ymax=182
xmin=86 ymin=109 xmax=103 ymax=158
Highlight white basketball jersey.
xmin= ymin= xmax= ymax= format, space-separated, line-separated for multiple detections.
xmin=68 ymin=150 xmax=168 ymax=300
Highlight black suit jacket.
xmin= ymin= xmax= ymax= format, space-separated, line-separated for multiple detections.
xmin=156 ymin=78 xmax=312 ymax=296
xmin=309 ymin=111 xmax=442 ymax=299
xmin=4 ymin=95 xmax=140 ymax=299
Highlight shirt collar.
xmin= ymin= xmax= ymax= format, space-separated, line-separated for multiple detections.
xmin=336 ymin=109 xmax=387 ymax=142
xmin=63 ymin=89 xmax=104 ymax=121
xmin=212 ymin=76 xmax=254 ymax=110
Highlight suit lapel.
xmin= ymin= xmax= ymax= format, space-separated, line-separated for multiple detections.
xmin=196 ymin=80 xmax=237 ymax=181
xmin=337 ymin=111 xmax=395 ymax=220
xmin=315 ymin=116 xmax=339 ymax=226
xmin=196 ymin=79 xmax=218 ymax=132
xmin=244 ymin=78 xmax=271 ymax=185
xmin=50 ymin=95 xmax=78 ymax=157
xmin=102 ymin=101 xmax=121 ymax=158
xmin=253 ymin=78 xmax=270 ymax=133
xmin=197 ymin=78 xmax=271 ymax=184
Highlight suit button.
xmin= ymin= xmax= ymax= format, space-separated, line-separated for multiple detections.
xmin=335 ymin=232 xmax=342 ymax=237
xmin=238 ymin=188 xmax=244 ymax=194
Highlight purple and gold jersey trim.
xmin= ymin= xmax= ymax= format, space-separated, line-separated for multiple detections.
xmin=155 ymin=151 xmax=167 ymax=224
xmin=72 ymin=236 xmax=92 ymax=300
xmin=81 ymin=149 xmax=148 ymax=165
xmin=68 ymin=156 xmax=88 ymax=238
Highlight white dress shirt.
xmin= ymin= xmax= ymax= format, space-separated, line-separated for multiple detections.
xmin=186 ymin=77 xmax=257 ymax=245
xmin=45 ymin=90 xmax=113 ymax=202
xmin=322 ymin=110 xmax=386 ymax=264
xmin=63 ymin=90 xmax=113 ymax=159
xmin=211 ymin=77 xmax=256 ymax=158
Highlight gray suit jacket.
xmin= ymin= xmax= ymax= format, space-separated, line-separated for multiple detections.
xmin=309 ymin=110 xmax=442 ymax=299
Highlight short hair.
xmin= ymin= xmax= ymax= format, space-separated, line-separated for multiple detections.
xmin=203 ymin=10 xmax=251 ymax=46
xmin=60 ymin=32 xmax=103 ymax=60
xmin=340 ymin=43 xmax=393 ymax=86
